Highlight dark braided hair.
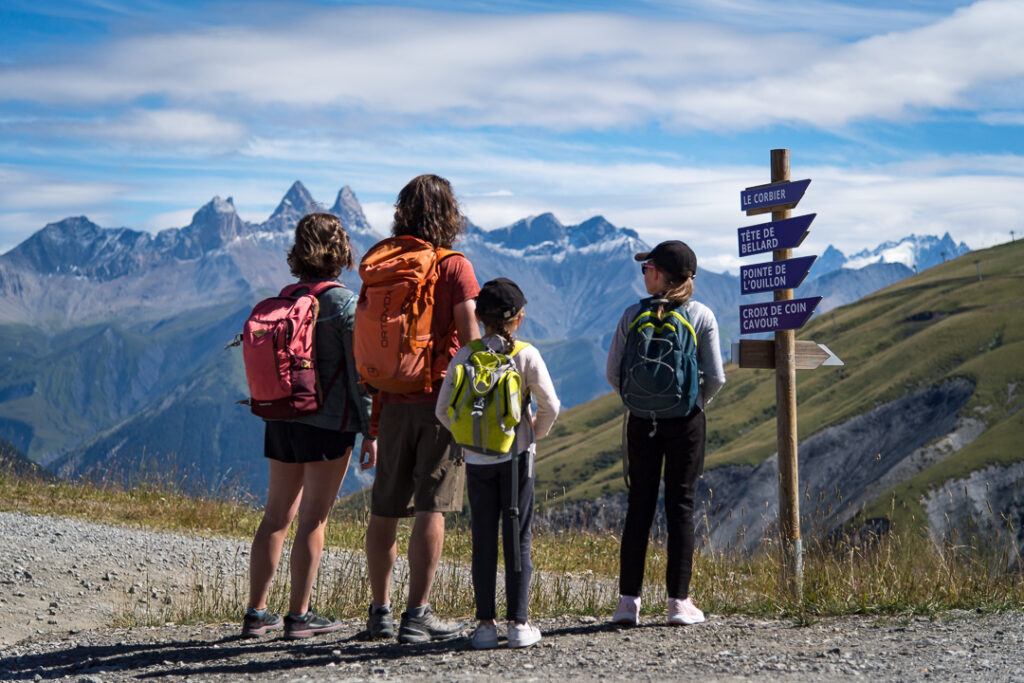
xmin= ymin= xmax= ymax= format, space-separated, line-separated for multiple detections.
xmin=476 ymin=311 xmax=518 ymax=354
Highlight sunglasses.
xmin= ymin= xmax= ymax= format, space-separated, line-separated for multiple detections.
xmin=641 ymin=262 xmax=657 ymax=274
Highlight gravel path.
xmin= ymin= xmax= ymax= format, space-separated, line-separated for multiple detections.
xmin=2 ymin=511 xmax=1024 ymax=681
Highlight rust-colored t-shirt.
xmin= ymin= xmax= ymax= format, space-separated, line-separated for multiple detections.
xmin=380 ymin=252 xmax=480 ymax=404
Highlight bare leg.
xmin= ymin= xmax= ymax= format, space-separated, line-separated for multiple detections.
xmin=407 ymin=510 xmax=445 ymax=608
xmin=288 ymin=450 xmax=351 ymax=615
xmin=249 ymin=460 xmax=304 ymax=610
xmin=366 ymin=514 xmax=399 ymax=607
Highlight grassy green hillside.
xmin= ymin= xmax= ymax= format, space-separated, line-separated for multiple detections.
xmin=535 ymin=239 xmax=1024 ymax=516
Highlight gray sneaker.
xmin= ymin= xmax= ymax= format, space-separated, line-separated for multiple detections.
xmin=367 ymin=604 xmax=395 ymax=639
xmin=283 ymin=611 xmax=342 ymax=639
xmin=241 ymin=608 xmax=282 ymax=637
xmin=398 ymin=606 xmax=462 ymax=644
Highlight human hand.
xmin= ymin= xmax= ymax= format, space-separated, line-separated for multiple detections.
xmin=359 ymin=437 xmax=377 ymax=470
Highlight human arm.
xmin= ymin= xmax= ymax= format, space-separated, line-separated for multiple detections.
xmin=339 ymin=292 xmax=373 ymax=438
xmin=453 ymin=298 xmax=480 ymax=344
xmin=522 ymin=347 xmax=560 ymax=439
xmin=605 ymin=307 xmax=634 ymax=392
xmin=691 ymin=302 xmax=726 ymax=404
xmin=442 ymin=254 xmax=480 ymax=344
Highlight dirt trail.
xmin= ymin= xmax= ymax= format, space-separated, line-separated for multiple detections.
xmin=2 ymin=511 xmax=1023 ymax=681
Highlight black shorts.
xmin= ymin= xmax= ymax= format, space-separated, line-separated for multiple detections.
xmin=264 ymin=421 xmax=357 ymax=464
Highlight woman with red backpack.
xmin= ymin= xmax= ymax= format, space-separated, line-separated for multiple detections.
xmin=241 ymin=212 xmax=372 ymax=639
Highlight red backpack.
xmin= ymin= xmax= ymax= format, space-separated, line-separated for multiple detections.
xmin=233 ymin=281 xmax=343 ymax=419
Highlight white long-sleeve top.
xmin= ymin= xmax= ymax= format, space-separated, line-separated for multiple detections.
xmin=606 ymin=298 xmax=726 ymax=408
xmin=436 ymin=334 xmax=561 ymax=465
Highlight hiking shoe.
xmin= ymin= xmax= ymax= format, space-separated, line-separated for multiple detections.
xmin=283 ymin=611 xmax=342 ymax=639
xmin=397 ymin=606 xmax=462 ymax=643
xmin=241 ymin=608 xmax=282 ymax=637
xmin=507 ymin=622 xmax=542 ymax=648
xmin=367 ymin=604 xmax=395 ymax=639
xmin=612 ymin=595 xmax=641 ymax=626
xmin=470 ymin=622 xmax=498 ymax=650
xmin=668 ymin=597 xmax=705 ymax=626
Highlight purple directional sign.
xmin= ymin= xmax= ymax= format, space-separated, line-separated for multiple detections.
xmin=739 ymin=296 xmax=822 ymax=334
xmin=740 ymin=179 xmax=811 ymax=213
xmin=740 ymin=255 xmax=817 ymax=295
xmin=737 ymin=213 xmax=815 ymax=257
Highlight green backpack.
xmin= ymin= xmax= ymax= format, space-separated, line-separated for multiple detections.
xmin=446 ymin=339 xmax=530 ymax=455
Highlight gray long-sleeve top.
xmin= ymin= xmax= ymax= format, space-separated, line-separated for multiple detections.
xmin=606 ymin=298 xmax=726 ymax=408
xmin=291 ymin=283 xmax=372 ymax=437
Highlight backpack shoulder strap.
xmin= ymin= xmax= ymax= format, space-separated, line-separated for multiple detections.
xmin=279 ymin=281 xmax=343 ymax=299
xmin=468 ymin=339 xmax=487 ymax=353
xmin=436 ymin=248 xmax=463 ymax=262
xmin=628 ymin=298 xmax=661 ymax=332
xmin=306 ymin=281 xmax=344 ymax=298
xmin=509 ymin=341 xmax=531 ymax=357
xmin=664 ymin=304 xmax=697 ymax=348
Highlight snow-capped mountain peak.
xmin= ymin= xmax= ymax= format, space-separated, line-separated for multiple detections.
xmin=844 ymin=233 xmax=969 ymax=272
xmin=269 ymin=181 xmax=317 ymax=222
xmin=331 ymin=185 xmax=375 ymax=235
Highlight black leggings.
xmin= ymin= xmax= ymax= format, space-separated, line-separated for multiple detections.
xmin=467 ymin=455 xmax=534 ymax=623
xmin=619 ymin=410 xmax=705 ymax=600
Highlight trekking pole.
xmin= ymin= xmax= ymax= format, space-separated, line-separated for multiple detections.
xmin=509 ymin=451 xmax=522 ymax=573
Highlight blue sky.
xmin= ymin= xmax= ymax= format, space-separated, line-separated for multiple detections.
xmin=2 ymin=0 xmax=1022 ymax=272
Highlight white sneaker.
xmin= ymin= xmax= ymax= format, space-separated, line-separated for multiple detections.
xmin=507 ymin=621 xmax=542 ymax=648
xmin=668 ymin=597 xmax=705 ymax=625
xmin=612 ymin=595 xmax=641 ymax=625
xmin=470 ymin=622 xmax=498 ymax=649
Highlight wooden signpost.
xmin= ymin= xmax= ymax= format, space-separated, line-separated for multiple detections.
xmin=735 ymin=149 xmax=842 ymax=597
xmin=731 ymin=339 xmax=842 ymax=371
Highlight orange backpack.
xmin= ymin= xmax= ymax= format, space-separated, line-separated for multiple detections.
xmin=353 ymin=235 xmax=461 ymax=393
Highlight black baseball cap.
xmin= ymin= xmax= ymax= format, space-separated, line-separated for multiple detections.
xmin=634 ymin=240 xmax=697 ymax=279
xmin=475 ymin=278 xmax=527 ymax=320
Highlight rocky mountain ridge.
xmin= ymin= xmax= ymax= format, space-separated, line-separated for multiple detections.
xmin=0 ymin=182 xmax=974 ymax=499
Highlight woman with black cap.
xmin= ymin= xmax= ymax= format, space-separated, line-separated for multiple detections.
xmin=435 ymin=277 xmax=560 ymax=649
xmin=605 ymin=240 xmax=726 ymax=627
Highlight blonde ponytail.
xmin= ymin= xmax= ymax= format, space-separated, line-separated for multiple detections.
xmin=655 ymin=273 xmax=694 ymax=318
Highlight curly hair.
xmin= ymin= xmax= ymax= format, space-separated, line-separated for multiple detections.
xmin=287 ymin=212 xmax=354 ymax=281
xmin=392 ymin=174 xmax=464 ymax=248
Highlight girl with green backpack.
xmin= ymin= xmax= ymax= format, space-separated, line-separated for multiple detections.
xmin=435 ymin=278 xmax=560 ymax=649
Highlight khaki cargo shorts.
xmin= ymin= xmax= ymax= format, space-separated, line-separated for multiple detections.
xmin=370 ymin=402 xmax=465 ymax=517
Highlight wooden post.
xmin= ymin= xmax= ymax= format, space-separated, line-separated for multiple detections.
xmin=771 ymin=148 xmax=802 ymax=596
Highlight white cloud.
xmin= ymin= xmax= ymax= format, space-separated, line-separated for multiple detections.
xmin=2 ymin=150 xmax=1020 ymax=269
xmin=979 ymin=111 xmax=1024 ymax=125
xmin=362 ymin=201 xmax=394 ymax=236
xmin=0 ymin=166 xmax=127 ymax=211
xmin=236 ymin=129 xmax=1024 ymax=261
xmin=80 ymin=109 xmax=245 ymax=146
xmin=138 ymin=208 xmax=199 ymax=232
xmin=675 ymin=0 xmax=1024 ymax=130
xmin=2 ymin=2 xmax=1020 ymax=132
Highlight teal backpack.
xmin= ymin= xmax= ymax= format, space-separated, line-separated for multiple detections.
xmin=619 ymin=297 xmax=699 ymax=424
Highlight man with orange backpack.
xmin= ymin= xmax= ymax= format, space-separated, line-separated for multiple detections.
xmin=354 ymin=174 xmax=480 ymax=643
